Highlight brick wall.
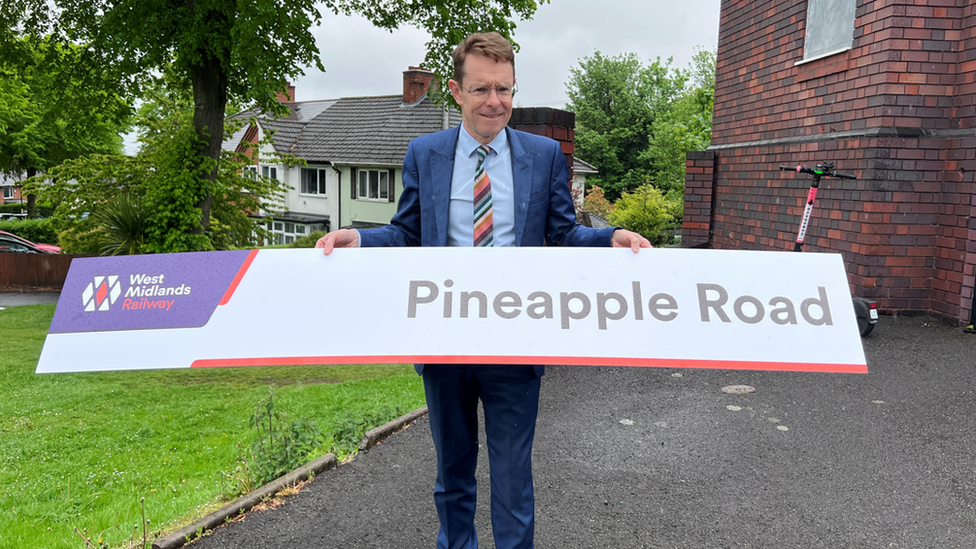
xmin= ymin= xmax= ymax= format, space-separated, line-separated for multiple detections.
xmin=1 ymin=186 xmax=22 ymax=205
xmin=682 ymin=151 xmax=716 ymax=248
xmin=684 ymin=0 xmax=976 ymax=325
xmin=509 ymin=107 xmax=576 ymax=179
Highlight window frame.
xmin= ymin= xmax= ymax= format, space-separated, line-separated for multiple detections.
xmin=266 ymin=220 xmax=318 ymax=245
xmin=300 ymin=167 xmax=328 ymax=196
xmin=356 ymin=168 xmax=393 ymax=202
xmin=798 ymin=0 xmax=857 ymax=64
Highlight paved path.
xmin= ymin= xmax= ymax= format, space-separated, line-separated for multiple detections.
xmin=0 ymin=290 xmax=60 ymax=307
xmin=194 ymin=315 xmax=976 ymax=548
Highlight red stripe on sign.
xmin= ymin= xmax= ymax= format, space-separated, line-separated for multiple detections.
xmin=219 ymin=249 xmax=259 ymax=306
xmin=191 ymin=355 xmax=867 ymax=374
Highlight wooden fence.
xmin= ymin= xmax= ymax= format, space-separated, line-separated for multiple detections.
xmin=0 ymin=253 xmax=88 ymax=290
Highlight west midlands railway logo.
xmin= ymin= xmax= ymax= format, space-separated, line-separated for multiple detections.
xmin=82 ymin=275 xmax=122 ymax=312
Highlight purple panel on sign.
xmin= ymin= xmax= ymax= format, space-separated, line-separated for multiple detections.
xmin=49 ymin=250 xmax=253 ymax=334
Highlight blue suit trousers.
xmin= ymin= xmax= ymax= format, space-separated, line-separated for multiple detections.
xmin=422 ymin=365 xmax=541 ymax=549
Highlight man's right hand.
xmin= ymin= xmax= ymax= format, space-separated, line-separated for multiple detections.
xmin=315 ymin=229 xmax=360 ymax=255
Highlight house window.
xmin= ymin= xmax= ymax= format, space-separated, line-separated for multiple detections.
xmin=301 ymin=168 xmax=327 ymax=195
xmin=802 ymin=0 xmax=857 ymax=61
xmin=262 ymin=165 xmax=278 ymax=180
xmin=243 ymin=165 xmax=258 ymax=180
xmin=357 ymin=169 xmax=390 ymax=201
xmin=267 ymin=221 xmax=309 ymax=245
xmin=2 ymin=187 xmax=13 ymax=199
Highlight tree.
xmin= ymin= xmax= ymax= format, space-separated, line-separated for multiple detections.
xmin=566 ymin=51 xmax=686 ymax=201
xmin=3 ymin=0 xmax=548 ymax=247
xmin=566 ymin=49 xmax=715 ymax=203
xmin=0 ymin=35 xmax=130 ymax=217
xmin=643 ymin=47 xmax=715 ymax=199
xmin=24 ymin=78 xmax=288 ymax=254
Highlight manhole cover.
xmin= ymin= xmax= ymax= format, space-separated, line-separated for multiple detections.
xmin=721 ymin=385 xmax=756 ymax=394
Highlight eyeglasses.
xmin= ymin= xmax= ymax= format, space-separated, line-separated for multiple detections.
xmin=461 ymin=84 xmax=518 ymax=100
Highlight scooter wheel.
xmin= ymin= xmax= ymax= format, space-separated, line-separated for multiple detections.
xmin=857 ymin=315 xmax=875 ymax=337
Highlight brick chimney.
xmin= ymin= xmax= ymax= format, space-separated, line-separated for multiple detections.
xmin=276 ymin=82 xmax=296 ymax=103
xmin=403 ymin=66 xmax=434 ymax=103
xmin=509 ymin=107 xmax=576 ymax=180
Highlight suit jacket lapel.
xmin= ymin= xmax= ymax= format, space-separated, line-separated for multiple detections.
xmin=428 ymin=127 xmax=460 ymax=246
xmin=508 ymin=128 xmax=533 ymax=246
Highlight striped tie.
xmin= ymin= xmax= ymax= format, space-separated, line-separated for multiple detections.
xmin=473 ymin=145 xmax=493 ymax=247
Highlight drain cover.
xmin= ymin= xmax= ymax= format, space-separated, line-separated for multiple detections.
xmin=721 ymin=385 xmax=756 ymax=394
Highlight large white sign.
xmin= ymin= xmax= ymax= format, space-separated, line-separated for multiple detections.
xmin=37 ymin=248 xmax=868 ymax=374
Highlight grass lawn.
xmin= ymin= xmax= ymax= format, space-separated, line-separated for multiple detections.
xmin=0 ymin=305 xmax=425 ymax=549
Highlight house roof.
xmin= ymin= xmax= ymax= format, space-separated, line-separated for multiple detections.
xmin=0 ymin=173 xmax=26 ymax=187
xmin=573 ymin=157 xmax=598 ymax=175
xmin=226 ymin=95 xmax=461 ymax=166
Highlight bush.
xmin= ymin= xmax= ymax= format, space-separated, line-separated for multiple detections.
xmin=0 ymin=218 xmax=59 ymax=244
xmin=581 ymin=186 xmax=614 ymax=219
xmin=289 ymin=230 xmax=326 ymax=248
xmin=0 ymin=204 xmax=55 ymax=217
xmin=607 ymin=184 xmax=680 ymax=246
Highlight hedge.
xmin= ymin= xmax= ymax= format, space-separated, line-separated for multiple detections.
xmin=0 ymin=218 xmax=59 ymax=245
xmin=0 ymin=204 xmax=55 ymax=217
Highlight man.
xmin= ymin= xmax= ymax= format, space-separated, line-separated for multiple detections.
xmin=317 ymin=32 xmax=650 ymax=549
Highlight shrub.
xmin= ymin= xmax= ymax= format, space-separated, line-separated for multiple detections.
xmin=289 ymin=230 xmax=327 ymax=248
xmin=607 ymin=184 xmax=680 ymax=246
xmin=0 ymin=203 xmax=55 ymax=217
xmin=93 ymin=193 xmax=149 ymax=255
xmin=581 ymin=186 xmax=614 ymax=219
xmin=0 ymin=218 xmax=58 ymax=244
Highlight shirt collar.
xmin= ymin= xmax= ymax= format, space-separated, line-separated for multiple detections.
xmin=458 ymin=124 xmax=509 ymax=158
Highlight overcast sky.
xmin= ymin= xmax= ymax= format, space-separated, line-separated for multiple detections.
xmin=296 ymin=0 xmax=722 ymax=107
xmin=124 ymin=0 xmax=721 ymax=153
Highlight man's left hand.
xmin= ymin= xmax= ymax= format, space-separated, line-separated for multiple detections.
xmin=611 ymin=229 xmax=653 ymax=252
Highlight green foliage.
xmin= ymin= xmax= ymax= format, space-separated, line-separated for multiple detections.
xmin=642 ymin=48 xmax=715 ymax=198
xmin=248 ymin=388 xmax=325 ymax=486
xmin=91 ymin=193 xmax=149 ymax=255
xmin=0 ymin=34 xmax=130 ymax=217
xmin=607 ymin=184 xmax=681 ymax=247
xmin=23 ymin=77 xmax=288 ymax=254
xmin=567 ymin=48 xmax=715 ymax=202
xmin=326 ymin=405 xmax=406 ymax=458
xmin=0 ymin=218 xmax=57 ymax=244
xmin=3 ymin=0 xmax=547 ymax=236
xmin=0 ymin=203 xmax=53 ymax=217
xmin=289 ymin=230 xmax=327 ymax=248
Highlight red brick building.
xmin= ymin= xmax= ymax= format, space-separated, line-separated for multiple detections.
xmin=683 ymin=0 xmax=976 ymax=325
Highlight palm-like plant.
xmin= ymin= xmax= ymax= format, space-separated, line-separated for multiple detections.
xmin=93 ymin=192 xmax=149 ymax=255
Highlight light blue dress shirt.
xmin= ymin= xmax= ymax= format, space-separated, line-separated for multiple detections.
xmin=447 ymin=125 xmax=516 ymax=247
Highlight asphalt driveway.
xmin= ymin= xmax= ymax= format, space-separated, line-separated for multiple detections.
xmin=185 ymin=315 xmax=976 ymax=548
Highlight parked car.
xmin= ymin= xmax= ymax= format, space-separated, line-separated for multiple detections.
xmin=0 ymin=230 xmax=61 ymax=253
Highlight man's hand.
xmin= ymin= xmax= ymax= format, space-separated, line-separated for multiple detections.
xmin=611 ymin=229 xmax=653 ymax=253
xmin=315 ymin=229 xmax=360 ymax=255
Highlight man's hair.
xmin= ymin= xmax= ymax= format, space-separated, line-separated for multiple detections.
xmin=452 ymin=32 xmax=515 ymax=84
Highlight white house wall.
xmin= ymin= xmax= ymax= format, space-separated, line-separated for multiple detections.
xmin=255 ymin=132 xmax=339 ymax=230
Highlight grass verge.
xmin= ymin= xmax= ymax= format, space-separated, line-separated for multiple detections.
xmin=0 ymin=305 xmax=425 ymax=549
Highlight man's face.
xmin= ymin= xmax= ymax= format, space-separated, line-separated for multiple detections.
xmin=448 ymin=53 xmax=515 ymax=145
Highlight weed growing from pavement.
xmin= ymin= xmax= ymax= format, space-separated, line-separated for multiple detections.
xmin=0 ymin=305 xmax=425 ymax=549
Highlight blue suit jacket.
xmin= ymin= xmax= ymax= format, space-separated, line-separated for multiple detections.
xmin=359 ymin=126 xmax=617 ymax=374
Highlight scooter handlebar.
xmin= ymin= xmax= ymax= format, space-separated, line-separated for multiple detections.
xmin=780 ymin=164 xmax=857 ymax=179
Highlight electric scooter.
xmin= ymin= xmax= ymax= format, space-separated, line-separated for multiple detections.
xmin=779 ymin=163 xmax=879 ymax=337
